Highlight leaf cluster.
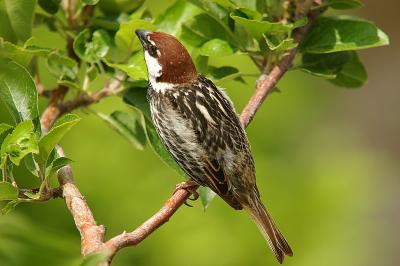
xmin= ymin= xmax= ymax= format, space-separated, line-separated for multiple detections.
xmin=0 ymin=59 xmax=79 ymax=213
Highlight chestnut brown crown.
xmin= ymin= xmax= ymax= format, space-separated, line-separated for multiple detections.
xmin=135 ymin=30 xmax=198 ymax=84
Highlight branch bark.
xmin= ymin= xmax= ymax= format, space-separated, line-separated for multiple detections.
xmin=104 ymin=187 xmax=194 ymax=257
xmin=59 ymin=77 xmax=122 ymax=116
xmin=36 ymin=4 xmax=324 ymax=265
xmin=56 ymin=146 xmax=106 ymax=255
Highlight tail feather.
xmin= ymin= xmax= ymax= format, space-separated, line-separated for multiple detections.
xmin=245 ymin=200 xmax=292 ymax=263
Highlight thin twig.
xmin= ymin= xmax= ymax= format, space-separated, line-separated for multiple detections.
xmin=104 ymin=187 xmax=195 ymax=258
xmin=40 ymin=85 xmax=69 ymax=130
xmin=59 ymin=77 xmax=122 ymax=115
xmin=18 ymin=187 xmax=63 ymax=202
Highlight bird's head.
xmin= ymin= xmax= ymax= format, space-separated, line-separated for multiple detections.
xmin=135 ymin=29 xmax=198 ymax=85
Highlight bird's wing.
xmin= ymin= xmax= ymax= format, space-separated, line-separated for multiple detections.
xmin=202 ymin=157 xmax=243 ymax=209
xmin=173 ymin=76 xmax=253 ymax=209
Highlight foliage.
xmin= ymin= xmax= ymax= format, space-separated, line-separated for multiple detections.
xmin=0 ymin=1 xmax=390 ymax=263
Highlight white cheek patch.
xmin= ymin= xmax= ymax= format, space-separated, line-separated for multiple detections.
xmin=144 ymin=51 xmax=162 ymax=81
xmin=144 ymin=51 xmax=171 ymax=93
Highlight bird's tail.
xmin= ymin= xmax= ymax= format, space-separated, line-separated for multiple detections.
xmin=244 ymin=198 xmax=293 ymax=263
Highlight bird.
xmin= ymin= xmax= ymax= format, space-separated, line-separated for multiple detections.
xmin=135 ymin=29 xmax=293 ymax=263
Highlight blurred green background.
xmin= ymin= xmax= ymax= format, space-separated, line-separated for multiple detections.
xmin=1 ymin=1 xmax=399 ymax=266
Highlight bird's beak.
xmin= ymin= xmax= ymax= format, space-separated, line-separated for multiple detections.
xmin=135 ymin=29 xmax=152 ymax=49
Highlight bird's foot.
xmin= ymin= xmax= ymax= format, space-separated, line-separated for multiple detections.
xmin=174 ymin=180 xmax=199 ymax=207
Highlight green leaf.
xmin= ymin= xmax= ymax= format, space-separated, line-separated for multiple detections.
xmin=82 ymin=0 xmax=99 ymax=5
xmin=38 ymin=0 xmax=61 ymax=14
xmin=326 ymin=0 xmax=363 ymax=9
xmin=104 ymin=52 xmax=148 ymax=80
xmin=231 ymin=15 xmax=306 ymax=39
xmin=89 ymin=16 xmax=120 ymax=32
xmin=299 ymin=51 xmax=367 ymax=88
xmin=329 ymin=52 xmax=367 ymax=88
xmin=0 ymin=2 xmax=16 ymax=43
xmin=233 ymin=7 xmax=263 ymax=20
xmin=0 ymin=120 xmax=38 ymax=167
xmin=0 ymin=124 xmax=13 ymax=136
xmin=74 ymin=29 xmax=112 ymax=62
xmin=155 ymin=0 xmax=201 ymax=36
xmin=86 ymin=65 xmax=99 ymax=81
xmin=98 ymin=0 xmax=144 ymax=14
xmin=115 ymin=19 xmax=156 ymax=58
xmin=129 ymin=6 xmax=149 ymax=20
xmin=264 ymin=36 xmax=297 ymax=52
xmin=181 ymin=24 xmax=208 ymax=48
xmin=46 ymin=156 xmax=72 ymax=177
xmin=301 ymin=16 xmax=389 ymax=54
xmin=195 ymin=55 xmax=208 ymax=73
xmin=0 ymin=124 xmax=13 ymax=158
xmin=0 ymin=59 xmax=39 ymax=129
xmin=97 ymin=110 xmax=146 ymax=150
xmin=80 ymin=251 xmax=110 ymax=266
xmin=0 ymin=38 xmax=76 ymax=68
xmin=230 ymin=0 xmax=258 ymax=10
xmin=0 ymin=0 xmax=36 ymax=43
xmin=123 ymin=88 xmax=188 ymax=178
xmin=210 ymin=0 xmax=237 ymax=9
xmin=24 ymin=154 xmax=38 ymax=177
xmin=34 ymin=12 xmax=58 ymax=31
xmin=182 ymin=13 xmax=236 ymax=48
xmin=0 ymin=182 xmax=18 ymax=201
xmin=207 ymin=66 xmax=240 ymax=81
xmin=23 ymin=191 xmax=40 ymax=200
xmin=57 ymin=79 xmax=81 ymax=90
xmin=300 ymin=51 xmax=350 ymax=79
xmin=0 ymin=38 xmax=35 ymax=66
xmin=200 ymin=39 xmax=234 ymax=56
xmin=46 ymin=52 xmax=78 ymax=81
xmin=37 ymin=114 xmax=80 ymax=168
xmin=265 ymin=0 xmax=284 ymax=18
xmin=0 ymin=200 xmax=19 ymax=215
xmin=189 ymin=0 xmax=230 ymax=23
xmin=198 ymin=186 xmax=216 ymax=209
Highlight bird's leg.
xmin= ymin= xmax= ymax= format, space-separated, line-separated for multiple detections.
xmin=174 ymin=180 xmax=199 ymax=207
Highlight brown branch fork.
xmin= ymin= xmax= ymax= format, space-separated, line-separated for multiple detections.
xmin=37 ymin=5 xmax=324 ymax=264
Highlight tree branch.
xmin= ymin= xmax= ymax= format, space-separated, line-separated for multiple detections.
xmin=18 ymin=187 xmax=63 ymax=202
xmin=59 ymin=77 xmax=123 ymax=116
xmin=104 ymin=187 xmax=194 ymax=257
xmin=40 ymin=85 xmax=69 ymax=130
xmin=56 ymin=146 xmax=106 ymax=255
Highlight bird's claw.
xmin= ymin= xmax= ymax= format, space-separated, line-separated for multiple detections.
xmin=173 ymin=180 xmax=199 ymax=207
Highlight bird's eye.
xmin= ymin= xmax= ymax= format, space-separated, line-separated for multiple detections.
xmin=146 ymin=37 xmax=159 ymax=57
xmin=148 ymin=44 xmax=159 ymax=57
